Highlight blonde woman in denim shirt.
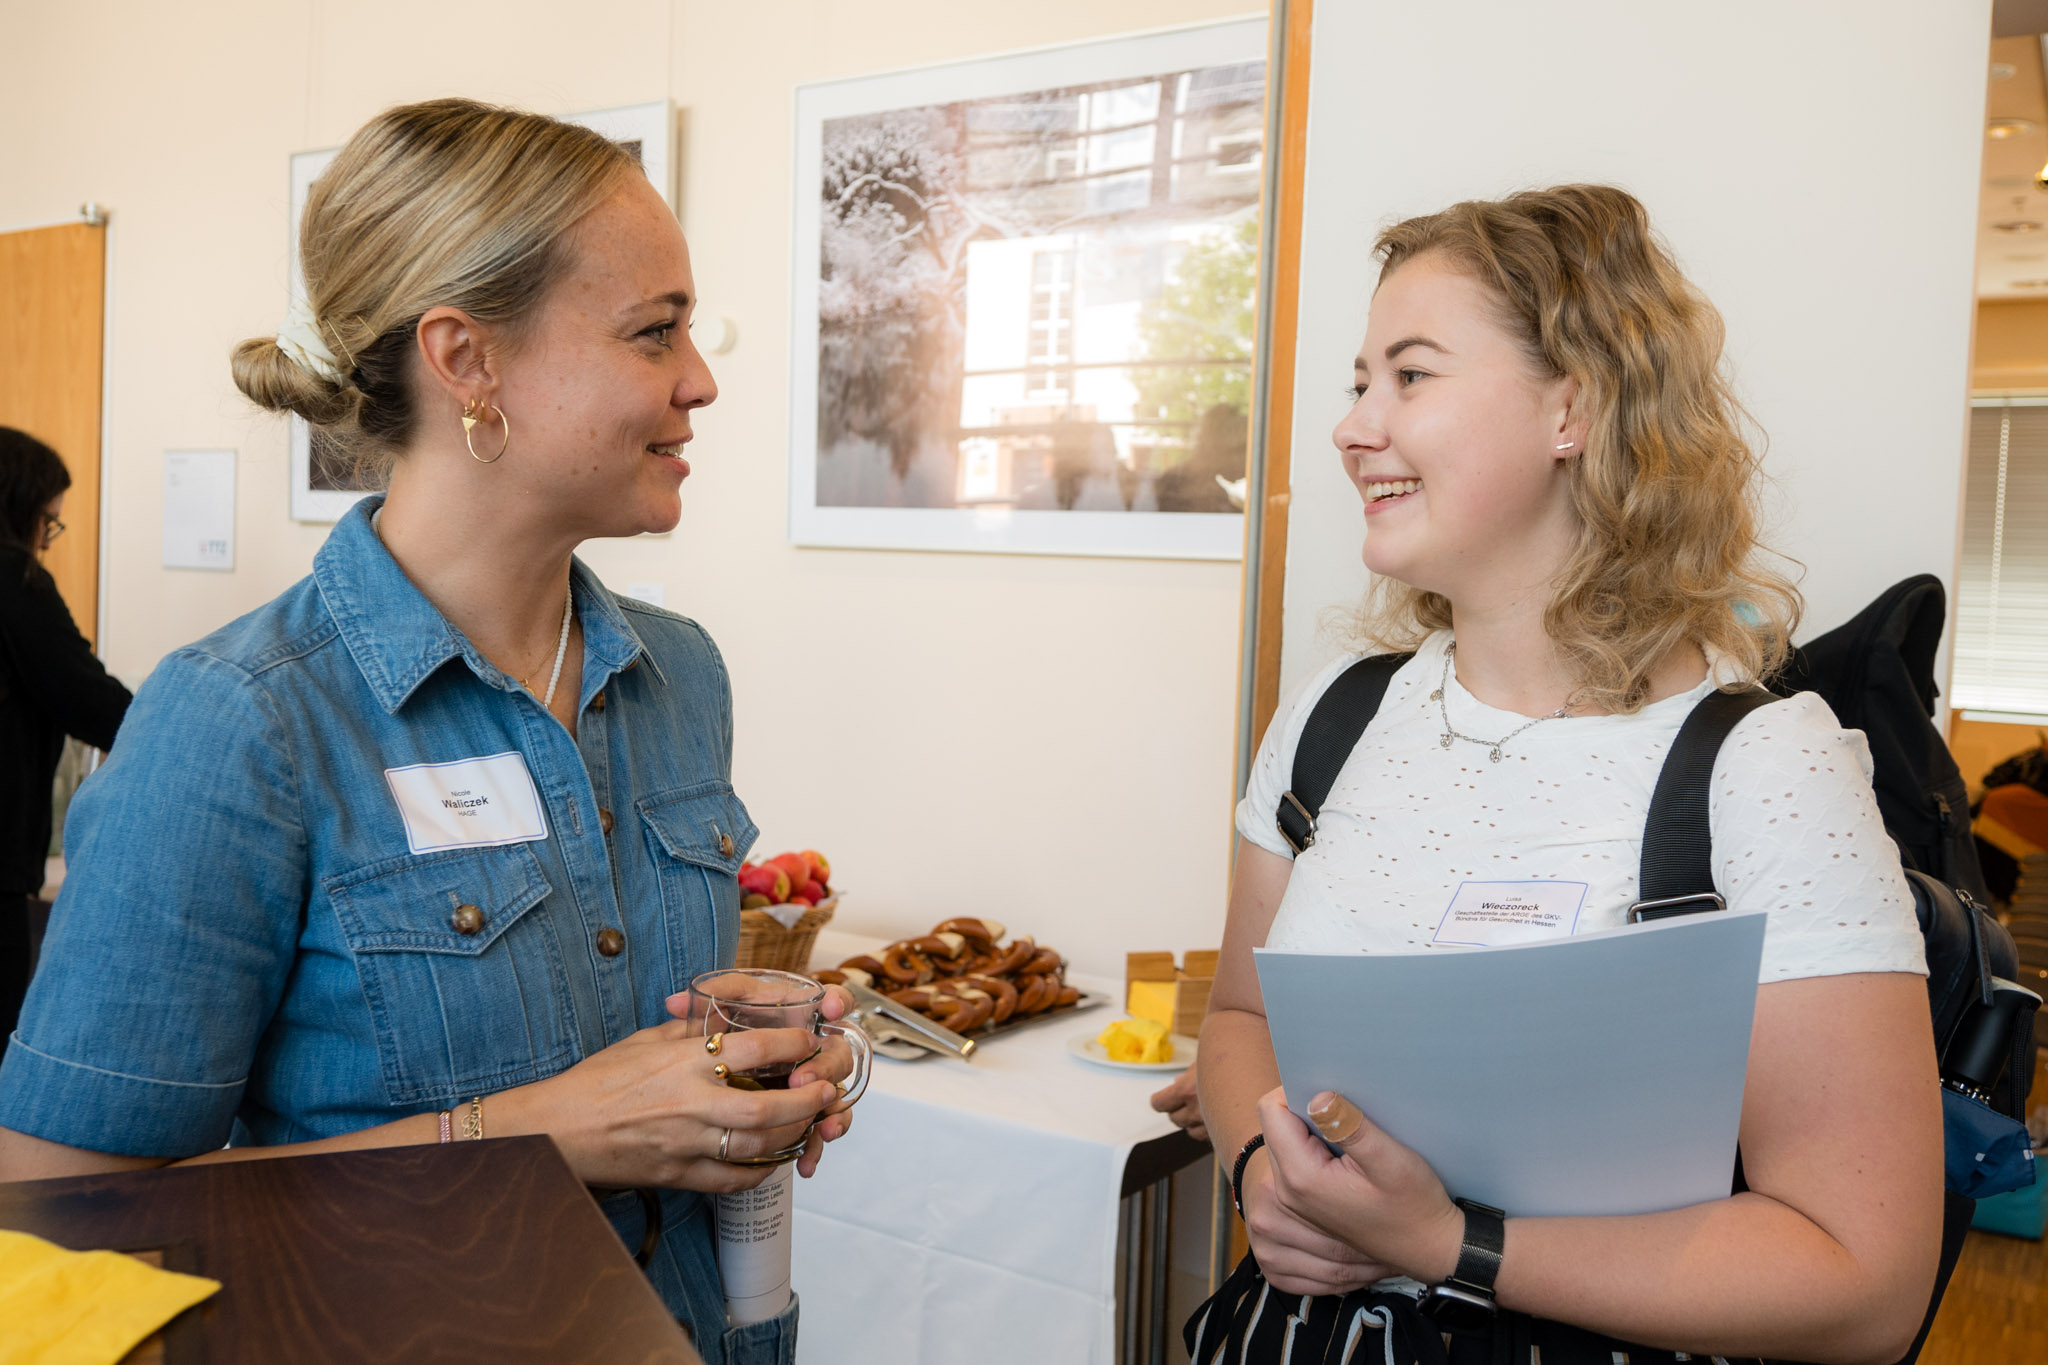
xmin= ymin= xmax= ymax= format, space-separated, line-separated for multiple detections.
xmin=0 ymin=100 xmax=853 ymax=1364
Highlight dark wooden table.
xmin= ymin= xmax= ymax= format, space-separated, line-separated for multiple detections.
xmin=0 ymin=1136 xmax=703 ymax=1364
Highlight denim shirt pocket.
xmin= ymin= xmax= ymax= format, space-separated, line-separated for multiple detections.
xmin=638 ymin=783 xmax=758 ymax=988
xmin=326 ymin=842 xmax=577 ymax=1107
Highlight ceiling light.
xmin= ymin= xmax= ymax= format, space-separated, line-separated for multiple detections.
xmin=1993 ymin=62 xmax=2018 ymax=81
xmin=1989 ymin=118 xmax=2037 ymax=140
xmin=1994 ymin=220 xmax=2045 ymax=233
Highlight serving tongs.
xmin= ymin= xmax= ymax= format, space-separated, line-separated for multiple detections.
xmin=845 ymin=979 xmax=977 ymax=1060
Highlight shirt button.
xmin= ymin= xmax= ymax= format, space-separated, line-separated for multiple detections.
xmin=599 ymin=807 xmax=615 ymax=835
xmin=592 ymin=691 xmax=606 ymax=713
xmin=450 ymin=904 xmax=484 ymax=936
xmin=719 ymin=832 xmax=734 ymax=857
xmin=596 ymin=928 xmax=626 ymax=957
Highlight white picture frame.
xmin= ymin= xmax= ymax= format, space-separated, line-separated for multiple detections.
xmin=790 ymin=20 xmax=1266 ymax=559
xmin=286 ymin=101 xmax=677 ymax=522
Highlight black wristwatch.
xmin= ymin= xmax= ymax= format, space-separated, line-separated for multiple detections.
xmin=1420 ymin=1198 xmax=1506 ymax=1332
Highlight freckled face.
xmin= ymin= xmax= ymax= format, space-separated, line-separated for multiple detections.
xmin=1331 ymin=254 xmax=1579 ymax=603
xmin=493 ymin=175 xmax=716 ymax=538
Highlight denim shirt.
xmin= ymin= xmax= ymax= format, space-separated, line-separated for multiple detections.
xmin=0 ymin=499 xmax=792 ymax=1360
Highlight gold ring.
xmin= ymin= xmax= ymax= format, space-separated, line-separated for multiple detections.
xmin=704 ymin=1032 xmax=724 ymax=1056
xmin=718 ymin=1127 xmax=732 ymax=1161
xmin=712 ymin=1062 xmax=731 ymax=1080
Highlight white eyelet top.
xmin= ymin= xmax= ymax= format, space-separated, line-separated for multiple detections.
xmin=1236 ymin=632 xmax=1926 ymax=982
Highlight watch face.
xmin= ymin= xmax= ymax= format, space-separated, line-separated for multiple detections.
xmin=1421 ymin=1284 xmax=1497 ymax=1334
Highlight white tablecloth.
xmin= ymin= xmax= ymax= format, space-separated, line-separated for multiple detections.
xmin=791 ymin=929 xmax=1185 ymax=1363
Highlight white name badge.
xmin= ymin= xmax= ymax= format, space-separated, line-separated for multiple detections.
xmin=384 ymin=752 xmax=549 ymax=854
xmin=1432 ymin=880 xmax=1589 ymax=947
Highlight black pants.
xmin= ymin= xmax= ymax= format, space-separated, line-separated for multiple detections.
xmin=0 ymin=894 xmax=47 ymax=1043
xmin=1186 ymin=1249 xmax=1768 ymax=1365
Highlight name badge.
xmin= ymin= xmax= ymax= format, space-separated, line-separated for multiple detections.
xmin=1432 ymin=880 xmax=1589 ymax=947
xmin=384 ymin=752 xmax=549 ymax=855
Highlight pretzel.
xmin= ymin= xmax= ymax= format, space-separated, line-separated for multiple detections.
xmin=948 ymin=993 xmax=994 ymax=1032
xmin=988 ymin=937 xmax=1037 ymax=976
xmin=840 ymin=955 xmax=887 ymax=978
xmin=963 ymin=974 xmax=1018 ymax=1024
xmin=911 ymin=932 xmax=969 ymax=961
xmin=1054 ymin=984 xmax=1079 ymax=1008
xmin=929 ymin=981 xmax=993 ymax=1032
xmin=887 ymin=987 xmax=936 ymax=1013
xmin=934 ymin=917 xmax=1003 ymax=951
xmin=1023 ymin=947 xmax=1062 ymax=976
xmin=879 ymin=945 xmax=931 ymax=984
xmin=1014 ymin=975 xmax=1054 ymax=1014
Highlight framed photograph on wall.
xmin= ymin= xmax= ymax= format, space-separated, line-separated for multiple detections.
xmin=790 ymin=20 xmax=1266 ymax=559
xmin=286 ymin=101 xmax=677 ymax=522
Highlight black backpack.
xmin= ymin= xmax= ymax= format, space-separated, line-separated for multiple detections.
xmin=1274 ymin=593 xmax=2039 ymax=1365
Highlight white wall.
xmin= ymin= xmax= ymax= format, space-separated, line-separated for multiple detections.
xmin=0 ymin=0 xmax=1257 ymax=976
xmin=1277 ymin=0 xmax=1992 ymax=703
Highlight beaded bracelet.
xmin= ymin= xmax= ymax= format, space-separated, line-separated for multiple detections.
xmin=1230 ymin=1133 xmax=1267 ymax=1216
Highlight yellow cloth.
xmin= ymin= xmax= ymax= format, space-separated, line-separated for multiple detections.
xmin=0 ymin=1229 xmax=220 ymax=1365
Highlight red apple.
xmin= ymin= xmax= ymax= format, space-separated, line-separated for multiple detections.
xmin=767 ymin=851 xmax=812 ymax=886
xmin=787 ymin=895 xmax=814 ymax=909
xmin=803 ymin=850 xmax=831 ymax=883
xmin=801 ymin=879 xmax=827 ymax=903
xmin=738 ymin=865 xmax=790 ymax=902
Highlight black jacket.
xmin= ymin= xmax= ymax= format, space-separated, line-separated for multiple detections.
xmin=0 ymin=544 xmax=130 ymax=896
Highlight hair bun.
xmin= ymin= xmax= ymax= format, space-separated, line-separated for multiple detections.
xmin=229 ymin=335 xmax=357 ymax=427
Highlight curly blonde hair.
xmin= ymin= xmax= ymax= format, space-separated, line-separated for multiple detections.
xmin=1347 ymin=184 xmax=1801 ymax=712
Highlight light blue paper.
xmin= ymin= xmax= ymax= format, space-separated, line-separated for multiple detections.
xmin=1254 ymin=909 xmax=1766 ymax=1218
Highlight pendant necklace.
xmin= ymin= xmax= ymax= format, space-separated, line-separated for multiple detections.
xmin=375 ymin=507 xmax=573 ymax=710
xmin=1431 ymin=641 xmax=1576 ymax=763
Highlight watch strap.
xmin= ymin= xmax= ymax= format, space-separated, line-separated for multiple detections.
xmin=1447 ymin=1198 xmax=1506 ymax=1296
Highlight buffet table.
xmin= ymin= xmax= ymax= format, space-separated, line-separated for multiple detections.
xmin=793 ymin=929 xmax=1212 ymax=1364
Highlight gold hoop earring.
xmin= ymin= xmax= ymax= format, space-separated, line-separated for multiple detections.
xmin=462 ymin=397 xmax=510 ymax=464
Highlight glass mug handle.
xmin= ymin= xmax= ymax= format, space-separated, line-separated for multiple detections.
xmin=818 ymin=1018 xmax=872 ymax=1107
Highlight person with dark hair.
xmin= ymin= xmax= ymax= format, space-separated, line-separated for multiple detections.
xmin=0 ymin=426 xmax=131 ymax=1041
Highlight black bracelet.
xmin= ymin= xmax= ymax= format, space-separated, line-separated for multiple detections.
xmin=1230 ymin=1133 xmax=1266 ymax=1216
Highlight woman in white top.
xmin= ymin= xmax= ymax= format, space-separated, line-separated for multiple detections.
xmin=1194 ymin=185 xmax=1938 ymax=1365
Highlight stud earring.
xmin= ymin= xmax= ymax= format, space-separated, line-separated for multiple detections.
xmin=1554 ymin=442 xmax=1575 ymax=452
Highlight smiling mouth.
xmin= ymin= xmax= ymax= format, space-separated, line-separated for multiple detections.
xmin=1364 ymin=478 xmax=1421 ymax=502
xmin=648 ymin=441 xmax=688 ymax=459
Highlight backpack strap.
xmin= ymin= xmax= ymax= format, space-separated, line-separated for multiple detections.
xmin=1275 ymin=654 xmax=1412 ymax=854
xmin=1630 ymin=686 xmax=1781 ymax=921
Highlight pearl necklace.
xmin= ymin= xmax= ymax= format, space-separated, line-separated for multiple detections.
xmin=1432 ymin=642 xmax=1577 ymax=763
xmin=525 ymin=581 xmax=575 ymax=711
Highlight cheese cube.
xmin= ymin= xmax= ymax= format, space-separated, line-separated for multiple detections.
xmin=1127 ymin=978 xmax=1178 ymax=1030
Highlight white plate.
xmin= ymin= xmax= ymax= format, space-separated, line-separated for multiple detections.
xmin=1067 ymin=1029 xmax=1197 ymax=1073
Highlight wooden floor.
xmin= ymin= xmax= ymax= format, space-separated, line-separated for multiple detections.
xmin=1918 ymin=1224 xmax=2048 ymax=1364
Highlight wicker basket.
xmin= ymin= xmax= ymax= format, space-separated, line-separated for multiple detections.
xmin=736 ymin=894 xmax=839 ymax=974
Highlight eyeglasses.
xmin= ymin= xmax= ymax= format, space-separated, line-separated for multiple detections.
xmin=40 ymin=515 xmax=65 ymax=544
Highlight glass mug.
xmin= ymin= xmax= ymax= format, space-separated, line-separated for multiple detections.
xmin=687 ymin=967 xmax=873 ymax=1166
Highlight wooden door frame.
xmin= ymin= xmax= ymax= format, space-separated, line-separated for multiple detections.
xmin=0 ymin=208 xmax=112 ymax=657
xmin=1233 ymin=0 xmax=1311 ymax=801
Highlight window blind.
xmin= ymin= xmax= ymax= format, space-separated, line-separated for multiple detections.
xmin=1955 ymin=399 xmax=2048 ymax=719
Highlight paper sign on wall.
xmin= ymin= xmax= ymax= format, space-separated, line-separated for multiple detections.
xmin=162 ymin=448 xmax=236 ymax=571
